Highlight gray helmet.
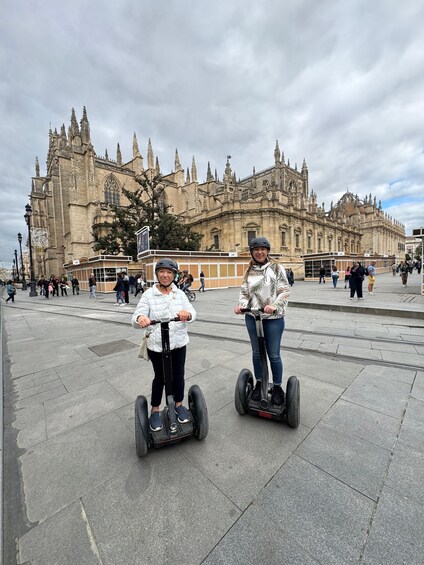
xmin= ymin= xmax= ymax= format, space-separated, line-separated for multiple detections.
xmin=155 ymin=258 xmax=179 ymax=275
xmin=249 ymin=236 xmax=271 ymax=252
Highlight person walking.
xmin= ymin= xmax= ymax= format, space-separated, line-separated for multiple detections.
xmin=234 ymin=236 xmax=290 ymax=406
xmin=88 ymin=272 xmax=97 ymax=298
xmin=113 ymin=273 xmax=125 ymax=305
xmin=5 ymin=280 xmax=16 ymax=303
xmin=392 ymin=263 xmax=397 ymax=276
xmin=132 ymin=258 xmax=196 ymax=431
xmin=129 ymin=274 xmax=136 ymax=295
xmin=399 ymin=260 xmax=409 ymax=287
xmin=123 ymin=273 xmax=130 ymax=304
xmin=331 ymin=265 xmax=339 ymax=288
xmin=344 ymin=266 xmax=351 ymax=289
xmin=71 ymin=276 xmax=80 ymax=295
xmin=349 ymin=261 xmax=365 ymax=300
xmin=319 ymin=265 xmax=326 ymax=284
xmin=60 ymin=276 xmax=68 ymax=296
xmin=367 ymin=261 xmax=377 ymax=294
xmin=199 ymin=270 xmax=205 ymax=292
xmin=134 ymin=274 xmax=145 ymax=297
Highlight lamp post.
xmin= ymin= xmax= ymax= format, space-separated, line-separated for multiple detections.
xmin=24 ymin=204 xmax=38 ymax=296
xmin=12 ymin=258 xmax=16 ymax=281
xmin=14 ymin=249 xmax=20 ymax=283
xmin=17 ymin=232 xmax=27 ymax=290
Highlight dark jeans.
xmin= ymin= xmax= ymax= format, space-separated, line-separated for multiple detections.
xmin=6 ymin=293 xmax=15 ymax=302
xmin=350 ymin=278 xmax=363 ymax=298
xmin=148 ymin=346 xmax=186 ymax=407
xmin=245 ymin=315 xmax=285 ymax=385
xmin=319 ymin=275 xmax=325 ymax=284
xmin=72 ymin=285 xmax=79 ymax=295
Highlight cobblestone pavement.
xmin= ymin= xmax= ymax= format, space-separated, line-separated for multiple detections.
xmin=1 ymin=272 xmax=423 ymax=564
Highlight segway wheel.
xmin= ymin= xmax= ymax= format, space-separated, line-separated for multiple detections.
xmin=135 ymin=395 xmax=150 ymax=457
xmin=285 ymin=376 xmax=300 ymax=428
xmin=234 ymin=369 xmax=254 ymax=415
xmin=188 ymin=384 xmax=208 ymax=440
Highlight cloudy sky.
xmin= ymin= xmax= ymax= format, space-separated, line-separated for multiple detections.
xmin=1 ymin=0 xmax=423 ymax=264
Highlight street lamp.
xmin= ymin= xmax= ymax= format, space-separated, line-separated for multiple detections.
xmin=12 ymin=258 xmax=16 ymax=281
xmin=24 ymin=204 xmax=38 ymax=296
xmin=14 ymin=249 xmax=20 ymax=283
xmin=17 ymin=232 xmax=27 ymax=290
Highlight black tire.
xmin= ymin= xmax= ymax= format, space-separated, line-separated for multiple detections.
xmin=187 ymin=290 xmax=196 ymax=302
xmin=286 ymin=376 xmax=300 ymax=428
xmin=234 ymin=369 xmax=254 ymax=415
xmin=135 ymin=395 xmax=150 ymax=457
xmin=188 ymin=384 xmax=208 ymax=440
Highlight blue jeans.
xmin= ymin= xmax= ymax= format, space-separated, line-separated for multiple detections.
xmin=332 ymin=275 xmax=338 ymax=288
xmin=245 ymin=316 xmax=285 ymax=386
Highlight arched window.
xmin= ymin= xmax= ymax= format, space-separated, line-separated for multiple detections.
xmin=104 ymin=175 xmax=120 ymax=206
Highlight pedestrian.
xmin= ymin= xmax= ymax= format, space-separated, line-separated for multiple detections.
xmin=132 ymin=258 xmax=196 ymax=431
xmin=319 ymin=265 xmax=326 ymax=284
xmin=129 ymin=274 xmax=136 ymax=295
xmin=181 ymin=272 xmax=193 ymax=293
xmin=123 ymin=273 xmax=130 ymax=304
xmin=367 ymin=261 xmax=376 ymax=294
xmin=331 ymin=265 xmax=339 ymax=288
xmin=42 ymin=278 xmax=49 ymax=298
xmin=233 ymin=236 xmax=290 ymax=406
xmin=134 ymin=274 xmax=145 ymax=297
xmin=199 ymin=270 xmax=206 ymax=292
xmin=399 ymin=260 xmax=409 ymax=287
xmin=71 ymin=276 xmax=80 ymax=295
xmin=113 ymin=273 xmax=125 ymax=305
xmin=349 ymin=261 xmax=365 ymax=300
xmin=48 ymin=277 xmax=55 ymax=296
xmin=344 ymin=266 xmax=351 ymax=289
xmin=60 ymin=276 xmax=68 ymax=296
xmin=52 ymin=276 xmax=60 ymax=297
xmin=5 ymin=280 xmax=16 ymax=303
xmin=88 ymin=272 xmax=96 ymax=298
xmin=417 ymin=259 xmax=422 ymax=275
xmin=287 ymin=268 xmax=294 ymax=286
xmin=391 ymin=263 xmax=397 ymax=276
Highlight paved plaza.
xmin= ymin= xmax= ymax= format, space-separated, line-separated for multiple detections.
xmin=1 ymin=272 xmax=424 ymax=565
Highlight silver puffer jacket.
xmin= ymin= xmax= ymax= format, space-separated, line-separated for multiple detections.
xmin=238 ymin=261 xmax=290 ymax=318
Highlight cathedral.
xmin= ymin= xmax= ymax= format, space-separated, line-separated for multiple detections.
xmin=29 ymin=108 xmax=405 ymax=277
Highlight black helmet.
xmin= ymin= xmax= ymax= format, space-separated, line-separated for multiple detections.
xmin=155 ymin=258 xmax=179 ymax=274
xmin=249 ymin=236 xmax=271 ymax=252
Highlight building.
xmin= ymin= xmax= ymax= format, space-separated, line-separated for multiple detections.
xmin=28 ymin=108 xmax=405 ymax=278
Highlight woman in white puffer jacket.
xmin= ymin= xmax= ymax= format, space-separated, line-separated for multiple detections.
xmin=132 ymin=258 xmax=196 ymax=432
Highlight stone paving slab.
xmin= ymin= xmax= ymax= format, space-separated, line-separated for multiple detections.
xmin=19 ymin=500 xmax=102 ymax=565
xmin=295 ymin=422 xmax=391 ymax=501
xmin=386 ymin=441 xmax=424 ymax=506
xmin=43 ymin=380 xmax=128 ymax=438
xmin=254 ymin=455 xmax=375 ymax=565
xmin=203 ymin=504 xmax=320 ymax=565
xmin=320 ymin=398 xmax=401 ymax=451
xmin=361 ymin=486 xmax=424 ymax=565
xmin=20 ymin=412 xmax=136 ymax=523
xmin=82 ymin=450 xmax=241 ymax=565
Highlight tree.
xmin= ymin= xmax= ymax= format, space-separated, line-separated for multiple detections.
xmin=93 ymin=172 xmax=203 ymax=260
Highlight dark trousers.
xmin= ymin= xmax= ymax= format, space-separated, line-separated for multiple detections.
xmin=148 ymin=346 xmax=186 ymax=407
xmin=6 ymin=294 xmax=15 ymax=302
xmin=124 ymin=290 xmax=129 ymax=303
xmin=350 ymin=278 xmax=363 ymax=298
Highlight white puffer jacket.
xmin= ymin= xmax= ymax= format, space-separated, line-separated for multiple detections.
xmin=131 ymin=284 xmax=196 ymax=352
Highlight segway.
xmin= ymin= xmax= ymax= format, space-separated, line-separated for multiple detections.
xmin=234 ymin=308 xmax=300 ymax=428
xmin=135 ymin=316 xmax=208 ymax=457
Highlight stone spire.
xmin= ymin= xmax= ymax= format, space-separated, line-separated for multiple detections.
xmin=133 ymin=132 xmax=141 ymax=158
xmin=70 ymin=108 xmax=79 ymax=137
xmin=105 ymin=149 xmax=109 ymax=160
xmin=206 ymin=161 xmax=213 ymax=182
xmin=191 ymin=156 xmax=198 ymax=183
xmin=224 ymin=155 xmax=232 ymax=183
xmin=155 ymin=156 xmax=161 ymax=175
xmin=174 ymin=149 xmax=182 ymax=172
xmin=59 ymin=124 xmax=67 ymax=149
xmin=116 ymin=143 xmax=122 ymax=166
xmin=215 ymin=168 xmax=218 ymax=182
xmin=35 ymin=156 xmax=40 ymax=177
xmin=80 ymin=106 xmax=91 ymax=143
xmin=147 ymin=138 xmax=154 ymax=170
xmin=186 ymin=167 xmax=191 ymax=183
xmin=274 ymin=140 xmax=281 ymax=165
xmin=281 ymin=151 xmax=285 ymax=165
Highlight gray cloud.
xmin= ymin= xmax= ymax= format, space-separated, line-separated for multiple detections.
xmin=1 ymin=0 xmax=423 ymax=262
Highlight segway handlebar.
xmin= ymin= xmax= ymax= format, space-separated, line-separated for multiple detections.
xmin=148 ymin=316 xmax=182 ymax=325
xmin=240 ymin=308 xmax=264 ymax=313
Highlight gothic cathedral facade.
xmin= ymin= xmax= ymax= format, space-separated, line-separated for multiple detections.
xmin=29 ymin=108 xmax=405 ymax=277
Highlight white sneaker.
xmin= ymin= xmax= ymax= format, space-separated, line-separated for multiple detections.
xmin=359 ymin=297 xmax=364 ymax=300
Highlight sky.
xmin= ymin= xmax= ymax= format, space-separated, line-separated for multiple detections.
xmin=1 ymin=0 xmax=423 ymax=265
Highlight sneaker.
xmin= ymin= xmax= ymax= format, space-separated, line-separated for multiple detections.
xmin=175 ymin=405 xmax=190 ymax=423
xmin=271 ymin=385 xmax=284 ymax=405
xmin=149 ymin=412 xmax=163 ymax=431
xmin=350 ymin=297 xmax=354 ymax=300
xmin=359 ymin=297 xmax=364 ymax=300
xmin=250 ymin=381 xmax=261 ymax=401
